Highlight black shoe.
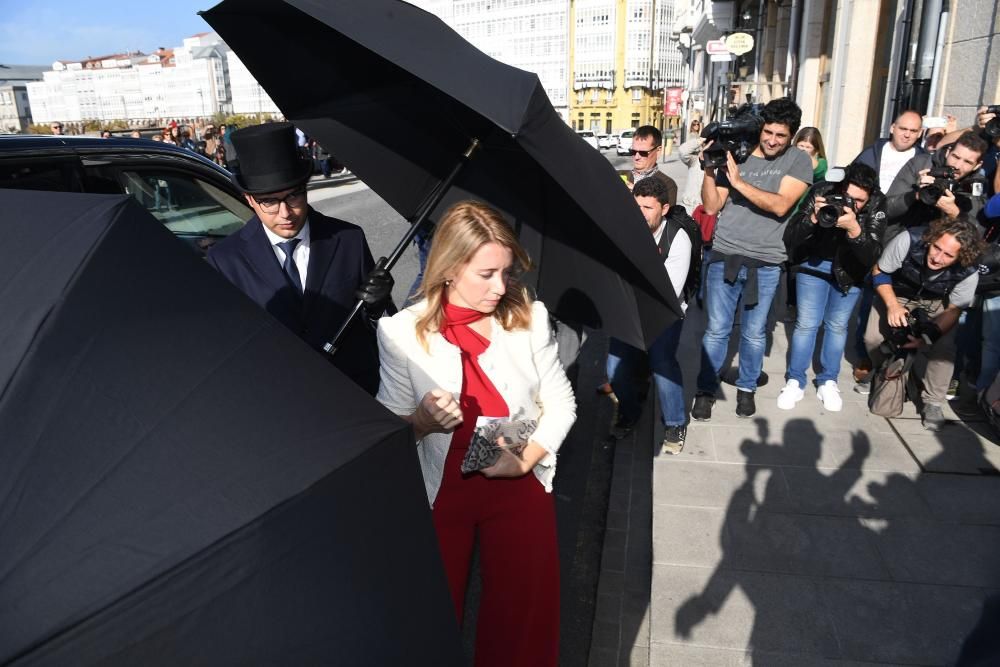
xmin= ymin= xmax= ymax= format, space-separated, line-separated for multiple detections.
xmin=692 ymin=393 xmax=715 ymax=421
xmin=661 ymin=425 xmax=687 ymax=455
xmin=736 ymin=390 xmax=756 ymax=418
xmin=610 ymin=416 xmax=636 ymax=439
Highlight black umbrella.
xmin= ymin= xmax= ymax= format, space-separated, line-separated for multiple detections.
xmin=0 ymin=190 xmax=461 ymax=666
xmin=201 ymin=0 xmax=681 ymax=351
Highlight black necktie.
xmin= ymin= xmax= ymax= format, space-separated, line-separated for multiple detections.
xmin=277 ymin=239 xmax=303 ymax=294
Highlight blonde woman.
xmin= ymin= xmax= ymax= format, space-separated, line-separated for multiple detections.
xmin=376 ymin=201 xmax=576 ymax=667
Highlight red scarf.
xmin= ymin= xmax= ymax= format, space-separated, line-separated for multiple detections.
xmin=441 ymin=302 xmax=509 ymax=451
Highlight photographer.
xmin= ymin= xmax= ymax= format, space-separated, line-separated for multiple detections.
xmin=863 ymin=216 xmax=986 ymax=429
xmin=693 ymin=97 xmax=813 ymax=420
xmin=934 ymin=106 xmax=1000 ymax=196
xmin=884 ymin=131 xmax=989 ymax=237
xmin=778 ymin=163 xmax=886 ymax=412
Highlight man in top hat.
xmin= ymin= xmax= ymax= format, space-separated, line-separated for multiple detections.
xmin=207 ymin=122 xmax=393 ymax=395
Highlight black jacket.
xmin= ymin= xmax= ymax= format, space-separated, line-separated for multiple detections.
xmin=784 ymin=181 xmax=887 ymax=292
xmin=207 ymin=207 xmax=381 ymax=395
xmin=884 ymin=150 xmax=988 ymax=238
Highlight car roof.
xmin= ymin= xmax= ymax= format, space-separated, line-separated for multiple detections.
xmin=0 ymin=135 xmax=227 ymax=172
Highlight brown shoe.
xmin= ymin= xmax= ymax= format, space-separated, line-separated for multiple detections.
xmin=853 ymin=359 xmax=873 ymax=383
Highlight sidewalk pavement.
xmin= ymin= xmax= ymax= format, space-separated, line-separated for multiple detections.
xmin=588 ymin=154 xmax=1000 ymax=666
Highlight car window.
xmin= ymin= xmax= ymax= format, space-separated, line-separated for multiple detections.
xmin=0 ymin=157 xmax=85 ymax=192
xmin=579 ymin=131 xmax=595 ymax=137
xmin=120 ymin=170 xmax=249 ymax=239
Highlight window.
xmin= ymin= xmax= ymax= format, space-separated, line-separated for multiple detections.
xmin=632 ymin=88 xmax=642 ymax=102
xmin=121 ymin=170 xmax=249 ymax=240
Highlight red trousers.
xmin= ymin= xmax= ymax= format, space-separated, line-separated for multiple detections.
xmin=432 ymin=447 xmax=560 ymax=667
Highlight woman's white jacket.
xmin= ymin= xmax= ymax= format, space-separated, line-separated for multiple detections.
xmin=376 ymin=300 xmax=577 ymax=506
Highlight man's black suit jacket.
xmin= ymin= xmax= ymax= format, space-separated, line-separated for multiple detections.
xmin=206 ymin=207 xmax=380 ymax=395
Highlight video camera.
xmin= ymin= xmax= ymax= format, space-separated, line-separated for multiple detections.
xmin=917 ymin=166 xmax=981 ymax=206
xmin=886 ymin=307 xmax=942 ymax=349
xmin=700 ymin=109 xmax=764 ymax=169
xmin=984 ymin=105 xmax=1000 ymax=139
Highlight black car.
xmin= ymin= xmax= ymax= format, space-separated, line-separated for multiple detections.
xmin=0 ymin=135 xmax=251 ymax=254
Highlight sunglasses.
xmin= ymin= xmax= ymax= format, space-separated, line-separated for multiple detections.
xmin=628 ymin=146 xmax=660 ymax=157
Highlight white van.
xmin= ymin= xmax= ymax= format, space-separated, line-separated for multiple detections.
xmin=576 ymin=130 xmax=600 ymax=150
xmin=615 ymin=129 xmax=635 ymax=156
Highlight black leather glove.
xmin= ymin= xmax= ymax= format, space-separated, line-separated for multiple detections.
xmin=356 ymin=258 xmax=394 ymax=318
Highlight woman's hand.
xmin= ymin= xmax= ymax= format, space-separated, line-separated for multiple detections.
xmin=409 ymin=389 xmax=463 ymax=440
xmin=481 ymin=441 xmax=548 ymax=479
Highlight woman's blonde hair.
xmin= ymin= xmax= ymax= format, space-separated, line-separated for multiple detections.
xmin=413 ymin=201 xmax=533 ymax=349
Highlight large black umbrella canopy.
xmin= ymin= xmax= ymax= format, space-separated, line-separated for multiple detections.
xmin=0 ymin=190 xmax=461 ymax=666
xmin=201 ymin=0 xmax=681 ymax=349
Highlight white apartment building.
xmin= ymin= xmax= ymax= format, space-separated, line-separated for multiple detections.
xmin=27 ymin=33 xmax=232 ymax=123
xmin=227 ymin=52 xmax=280 ymax=115
xmin=0 ymin=65 xmax=45 ymax=133
xmin=409 ymin=0 xmax=570 ymax=115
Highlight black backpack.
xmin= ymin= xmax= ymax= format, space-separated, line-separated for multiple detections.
xmin=656 ymin=207 xmax=703 ymax=306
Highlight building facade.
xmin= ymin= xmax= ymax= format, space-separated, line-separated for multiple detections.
xmin=0 ymin=65 xmax=45 ymax=133
xmin=227 ymin=52 xmax=280 ymax=115
xmin=570 ymin=0 xmax=685 ymax=134
xmin=26 ymin=33 xmax=233 ymax=124
xmin=672 ymin=0 xmax=999 ymax=165
xmin=410 ymin=0 xmax=571 ymax=117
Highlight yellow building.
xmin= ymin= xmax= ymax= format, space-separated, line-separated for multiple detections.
xmin=568 ymin=0 xmax=684 ymax=134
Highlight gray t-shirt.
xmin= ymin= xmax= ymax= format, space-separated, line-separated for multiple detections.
xmin=712 ymin=146 xmax=814 ymax=263
xmin=878 ymin=231 xmax=979 ymax=308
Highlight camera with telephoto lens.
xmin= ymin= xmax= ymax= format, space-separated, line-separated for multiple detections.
xmin=816 ymin=192 xmax=856 ymax=228
xmin=700 ymin=111 xmax=764 ymax=169
xmin=886 ymin=307 xmax=942 ymax=349
xmin=917 ymin=166 xmax=958 ymax=206
xmin=984 ymin=105 xmax=1000 ymax=139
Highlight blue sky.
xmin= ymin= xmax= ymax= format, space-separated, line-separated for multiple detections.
xmin=0 ymin=0 xmax=218 ymax=64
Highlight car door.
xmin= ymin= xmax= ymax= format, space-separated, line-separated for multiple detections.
xmin=84 ymin=160 xmax=251 ymax=255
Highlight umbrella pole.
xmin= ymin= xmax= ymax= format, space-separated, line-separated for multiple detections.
xmin=322 ymin=138 xmax=481 ymax=356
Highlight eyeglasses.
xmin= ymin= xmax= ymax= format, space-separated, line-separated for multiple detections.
xmin=254 ymin=189 xmax=307 ymax=213
xmin=50 ymin=125 xmax=62 ymax=130
xmin=628 ymin=146 xmax=660 ymax=157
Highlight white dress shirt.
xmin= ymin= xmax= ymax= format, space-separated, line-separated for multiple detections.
xmin=262 ymin=218 xmax=311 ymax=289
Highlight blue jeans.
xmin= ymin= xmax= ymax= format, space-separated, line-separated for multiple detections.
xmin=785 ymin=263 xmax=861 ymax=388
xmin=406 ymin=225 xmax=433 ymax=304
xmin=697 ymin=259 xmax=781 ymax=393
xmin=607 ymin=317 xmax=686 ymax=427
xmin=976 ymin=295 xmax=1000 ymax=391
xmin=953 ymin=306 xmax=982 ymax=383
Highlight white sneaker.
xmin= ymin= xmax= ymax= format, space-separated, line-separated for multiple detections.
xmin=776 ymin=379 xmax=805 ymax=410
xmin=816 ymin=380 xmax=843 ymax=412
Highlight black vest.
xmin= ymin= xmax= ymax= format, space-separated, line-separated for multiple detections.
xmin=893 ymin=229 xmax=976 ymax=301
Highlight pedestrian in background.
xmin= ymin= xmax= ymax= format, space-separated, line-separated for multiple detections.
xmin=794 ymin=127 xmax=828 ymax=182
xmin=376 ymin=201 xmax=576 ymax=667
xmin=678 ymin=118 xmax=705 ymax=213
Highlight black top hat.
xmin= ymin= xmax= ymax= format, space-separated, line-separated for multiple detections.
xmin=230 ymin=122 xmax=312 ymax=194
